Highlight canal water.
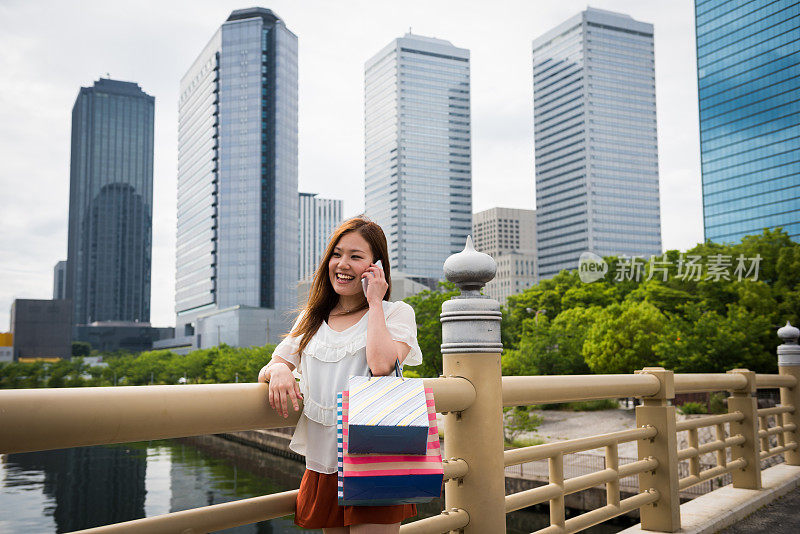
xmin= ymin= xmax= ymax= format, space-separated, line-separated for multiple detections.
xmin=0 ymin=435 xmax=629 ymax=533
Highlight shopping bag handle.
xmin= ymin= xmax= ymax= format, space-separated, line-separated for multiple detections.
xmin=368 ymin=359 xmax=403 ymax=379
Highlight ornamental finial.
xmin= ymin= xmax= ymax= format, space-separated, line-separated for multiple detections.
xmin=443 ymin=236 xmax=496 ymax=297
xmin=778 ymin=321 xmax=799 ymax=344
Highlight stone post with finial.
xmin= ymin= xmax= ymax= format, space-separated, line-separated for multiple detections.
xmin=778 ymin=321 xmax=800 ymax=465
xmin=440 ymin=236 xmax=505 ymax=533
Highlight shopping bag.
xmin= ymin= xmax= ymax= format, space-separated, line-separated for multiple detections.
xmin=337 ymin=389 xmax=443 ymax=506
xmin=346 ymin=374 xmax=430 ymax=455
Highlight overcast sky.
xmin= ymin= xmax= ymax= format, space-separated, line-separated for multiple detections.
xmin=0 ymin=0 xmax=703 ymax=328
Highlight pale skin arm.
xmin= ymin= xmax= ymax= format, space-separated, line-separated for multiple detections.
xmin=363 ymin=263 xmax=411 ymax=376
xmin=257 ymin=355 xmax=303 ymax=418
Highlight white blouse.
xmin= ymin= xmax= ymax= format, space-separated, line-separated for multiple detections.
xmin=269 ymin=300 xmax=423 ymax=473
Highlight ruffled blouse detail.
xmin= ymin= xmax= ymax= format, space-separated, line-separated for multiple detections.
xmin=268 ymin=300 xmax=423 ymax=473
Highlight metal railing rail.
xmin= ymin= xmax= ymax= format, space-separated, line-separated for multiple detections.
xmin=501 ymin=373 xmax=660 ymax=406
xmin=496 ymin=365 xmax=800 ymax=533
xmin=1 ymin=361 xmax=798 ymax=533
xmin=502 ymin=425 xmax=660 ymax=530
xmin=63 ymin=460 xmax=473 ymax=534
xmin=0 ymin=377 xmax=475 ymax=454
xmin=757 ymin=405 xmax=798 ymax=460
xmin=72 ymin=490 xmax=299 ymax=534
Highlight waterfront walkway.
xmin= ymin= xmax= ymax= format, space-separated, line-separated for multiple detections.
xmin=720 ymin=486 xmax=800 ymax=533
xmin=620 ymin=464 xmax=800 ymax=534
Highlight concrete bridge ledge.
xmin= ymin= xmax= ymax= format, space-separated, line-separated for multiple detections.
xmin=620 ymin=464 xmax=800 ymax=534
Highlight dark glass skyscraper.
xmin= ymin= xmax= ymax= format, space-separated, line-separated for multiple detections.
xmin=176 ymin=8 xmax=298 ymax=337
xmin=66 ymin=79 xmax=154 ymax=324
xmin=696 ymin=0 xmax=800 ymax=243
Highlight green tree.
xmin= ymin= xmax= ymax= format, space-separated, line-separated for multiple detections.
xmin=72 ymin=341 xmax=92 ymax=357
xmin=207 ymin=345 xmax=274 ymax=383
xmin=503 ymin=406 xmax=543 ymax=444
xmin=502 ymin=307 xmax=595 ymax=376
xmin=404 ymin=282 xmax=459 ymax=377
xmin=583 ymin=300 xmax=665 ymax=374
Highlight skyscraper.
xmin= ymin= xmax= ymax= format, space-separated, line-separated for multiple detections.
xmin=66 ymin=79 xmax=154 ymax=324
xmin=696 ymin=0 xmax=800 ymax=243
xmin=299 ymin=192 xmax=343 ymax=281
xmin=364 ymin=34 xmax=472 ymax=280
xmin=532 ymin=8 xmax=662 ymax=279
xmin=176 ymin=8 xmax=298 ymax=340
xmin=53 ymin=260 xmax=67 ymax=300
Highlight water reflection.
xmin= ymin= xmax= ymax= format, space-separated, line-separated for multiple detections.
xmin=0 ymin=436 xmax=627 ymax=533
xmin=0 ymin=438 xmax=312 ymax=533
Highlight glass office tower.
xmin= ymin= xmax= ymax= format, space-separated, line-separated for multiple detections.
xmin=532 ymin=8 xmax=662 ymax=279
xmin=299 ymin=192 xmax=343 ymax=281
xmin=176 ymin=8 xmax=298 ymax=334
xmin=66 ymin=79 xmax=154 ymax=324
xmin=696 ymin=0 xmax=800 ymax=243
xmin=364 ymin=34 xmax=472 ymax=280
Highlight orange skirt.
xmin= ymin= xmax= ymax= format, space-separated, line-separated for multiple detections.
xmin=294 ymin=470 xmax=418 ymax=529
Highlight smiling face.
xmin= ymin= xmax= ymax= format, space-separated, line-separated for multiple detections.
xmin=328 ymin=231 xmax=374 ymax=297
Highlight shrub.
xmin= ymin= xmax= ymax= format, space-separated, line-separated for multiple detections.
xmin=679 ymin=401 xmax=707 ymax=415
xmin=565 ymin=399 xmax=619 ymax=411
xmin=709 ymin=392 xmax=727 ymax=414
xmin=503 ymin=406 xmax=543 ymax=444
xmin=529 ymin=399 xmax=619 ymax=411
xmin=509 ymin=436 xmax=545 ymax=448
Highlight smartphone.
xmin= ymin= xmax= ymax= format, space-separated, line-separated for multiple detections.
xmin=362 ymin=260 xmax=383 ymax=295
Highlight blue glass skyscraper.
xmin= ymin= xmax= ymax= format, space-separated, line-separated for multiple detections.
xmin=66 ymin=79 xmax=154 ymax=324
xmin=696 ymin=0 xmax=800 ymax=243
xmin=176 ymin=8 xmax=298 ymax=337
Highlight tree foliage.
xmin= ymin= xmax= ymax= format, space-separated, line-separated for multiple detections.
xmin=402 ymin=282 xmax=459 ymax=377
xmin=499 ymin=228 xmax=798 ymax=376
xmin=0 ymin=344 xmax=275 ymax=389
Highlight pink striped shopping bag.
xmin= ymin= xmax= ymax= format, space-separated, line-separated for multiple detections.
xmin=337 ymin=387 xmax=443 ymax=505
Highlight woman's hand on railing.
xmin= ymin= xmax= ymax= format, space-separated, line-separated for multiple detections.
xmin=260 ymin=362 xmax=302 ymax=418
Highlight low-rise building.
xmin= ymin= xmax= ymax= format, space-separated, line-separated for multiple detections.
xmin=0 ymin=332 xmax=13 ymax=362
xmin=473 ymin=207 xmax=538 ymax=303
xmin=73 ymin=322 xmax=174 ymax=353
xmin=10 ymin=299 xmax=72 ymax=359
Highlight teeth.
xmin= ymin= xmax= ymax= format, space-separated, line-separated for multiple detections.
xmin=337 ymin=273 xmax=354 ymax=281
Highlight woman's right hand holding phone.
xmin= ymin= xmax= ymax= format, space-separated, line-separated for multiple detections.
xmin=260 ymin=361 xmax=303 ymax=418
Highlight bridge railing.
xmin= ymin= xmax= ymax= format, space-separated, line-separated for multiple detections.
xmin=1 ymin=239 xmax=799 ymax=534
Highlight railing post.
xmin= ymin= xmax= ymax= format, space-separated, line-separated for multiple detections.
xmin=727 ymin=369 xmax=762 ymax=489
xmin=635 ymin=367 xmax=680 ymax=532
xmin=439 ymin=237 xmax=505 ymax=533
xmin=778 ymin=322 xmax=800 ymax=465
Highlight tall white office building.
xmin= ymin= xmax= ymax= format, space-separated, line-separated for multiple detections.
xmin=533 ymin=8 xmax=662 ymax=279
xmin=299 ymin=192 xmax=343 ymax=281
xmin=364 ymin=33 xmax=472 ymax=280
xmin=175 ymin=8 xmax=298 ymax=343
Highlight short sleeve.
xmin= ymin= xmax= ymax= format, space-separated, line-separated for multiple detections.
xmin=270 ymin=313 xmax=304 ymax=368
xmin=385 ymin=301 xmax=423 ymax=367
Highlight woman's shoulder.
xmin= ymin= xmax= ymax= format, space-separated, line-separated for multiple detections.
xmin=382 ymin=299 xmax=415 ymax=318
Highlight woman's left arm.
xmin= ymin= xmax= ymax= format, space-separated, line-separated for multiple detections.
xmin=363 ymin=264 xmax=411 ymax=376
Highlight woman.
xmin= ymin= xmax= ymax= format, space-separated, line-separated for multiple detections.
xmin=258 ymin=217 xmax=423 ymax=533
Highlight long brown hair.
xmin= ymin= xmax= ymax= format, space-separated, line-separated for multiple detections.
xmin=291 ymin=216 xmax=391 ymax=355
